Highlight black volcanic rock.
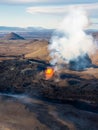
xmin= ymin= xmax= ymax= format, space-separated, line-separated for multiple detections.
xmin=69 ymin=54 xmax=92 ymax=71
xmin=0 ymin=59 xmax=97 ymax=104
xmin=3 ymin=32 xmax=25 ymax=40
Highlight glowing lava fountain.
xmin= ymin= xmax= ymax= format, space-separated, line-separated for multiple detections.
xmin=45 ymin=67 xmax=54 ymax=80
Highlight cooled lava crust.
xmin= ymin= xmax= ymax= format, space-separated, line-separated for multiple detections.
xmin=0 ymin=59 xmax=98 ymax=104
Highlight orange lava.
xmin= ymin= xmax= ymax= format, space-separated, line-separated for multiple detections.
xmin=45 ymin=67 xmax=54 ymax=80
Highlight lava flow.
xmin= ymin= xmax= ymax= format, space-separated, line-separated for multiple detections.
xmin=45 ymin=67 xmax=54 ymax=80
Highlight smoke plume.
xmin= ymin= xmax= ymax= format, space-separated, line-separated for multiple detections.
xmin=49 ymin=7 xmax=97 ymax=70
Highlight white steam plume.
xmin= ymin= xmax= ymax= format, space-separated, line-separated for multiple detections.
xmin=49 ymin=7 xmax=97 ymax=67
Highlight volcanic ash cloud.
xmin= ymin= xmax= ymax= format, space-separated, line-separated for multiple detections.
xmin=49 ymin=7 xmax=97 ymax=69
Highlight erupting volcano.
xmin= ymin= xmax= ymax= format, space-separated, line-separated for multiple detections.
xmin=49 ymin=7 xmax=97 ymax=71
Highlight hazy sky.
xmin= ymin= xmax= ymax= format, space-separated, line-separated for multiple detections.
xmin=0 ymin=0 xmax=98 ymax=29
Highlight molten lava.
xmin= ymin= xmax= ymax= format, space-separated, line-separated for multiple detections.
xmin=45 ymin=67 xmax=54 ymax=80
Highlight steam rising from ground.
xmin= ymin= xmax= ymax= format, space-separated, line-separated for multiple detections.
xmin=49 ymin=7 xmax=97 ymax=69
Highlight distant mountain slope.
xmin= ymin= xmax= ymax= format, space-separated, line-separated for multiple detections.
xmin=0 ymin=26 xmax=25 ymax=31
xmin=0 ymin=26 xmax=54 ymax=32
xmin=0 ymin=26 xmax=54 ymax=40
xmin=3 ymin=32 xmax=25 ymax=40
